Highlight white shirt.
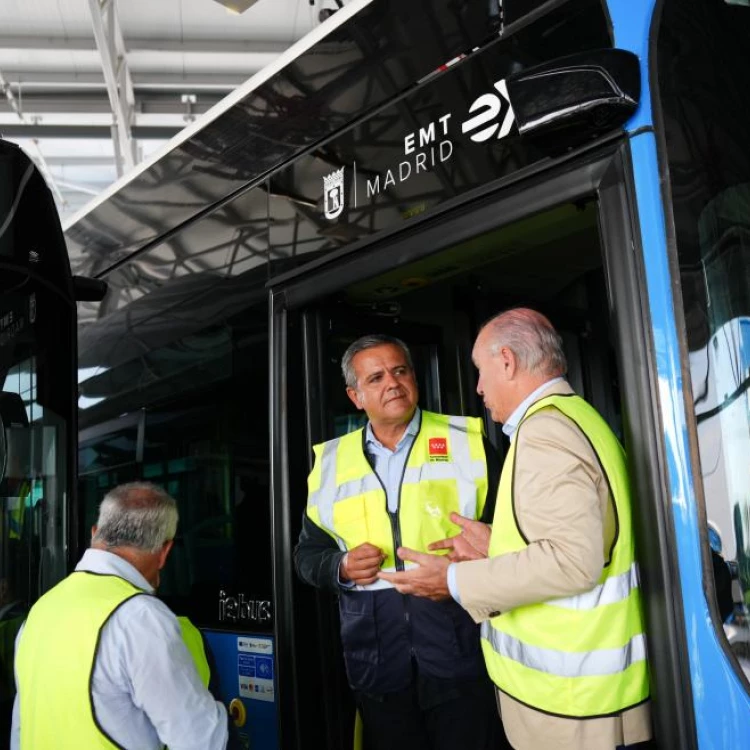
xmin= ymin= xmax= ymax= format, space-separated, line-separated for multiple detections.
xmin=11 ymin=548 xmax=228 ymax=750
xmin=501 ymin=377 xmax=565 ymax=440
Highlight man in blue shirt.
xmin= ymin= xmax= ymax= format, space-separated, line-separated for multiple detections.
xmin=295 ymin=334 xmax=506 ymax=750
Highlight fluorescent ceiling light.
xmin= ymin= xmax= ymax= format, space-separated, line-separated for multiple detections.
xmin=78 ymin=395 xmax=107 ymax=410
xmin=212 ymin=0 xmax=261 ymax=13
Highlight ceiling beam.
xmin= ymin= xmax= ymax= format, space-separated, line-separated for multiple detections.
xmin=0 ymin=36 xmax=289 ymax=56
xmin=88 ymin=0 xmax=136 ymax=175
xmin=0 ymin=71 xmax=245 ymax=92
xmin=23 ymin=155 xmax=132 ymax=166
xmin=0 ymin=110 xmax=215 ymax=128
xmin=0 ymin=92 xmax=223 ymax=113
xmin=0 ymin=124 xmax=181 ymax=138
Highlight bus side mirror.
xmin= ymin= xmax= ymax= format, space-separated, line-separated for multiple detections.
xmin=506 ymin=48 xmax=641 ymax=154
xmin=73 ymin=276 xmax=108 ymax=302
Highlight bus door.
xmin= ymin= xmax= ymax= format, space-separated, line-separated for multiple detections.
xmin=296 ymin=307 xmax=451 ymax=749
xmin=271 ymin=145 xmax=687 ymax=749
xmin=291 ymin=283 xmax=618 ymax=750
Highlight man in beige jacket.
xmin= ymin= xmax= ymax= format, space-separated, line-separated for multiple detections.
xmin=380 ymin=308 xmax=653 ymax=750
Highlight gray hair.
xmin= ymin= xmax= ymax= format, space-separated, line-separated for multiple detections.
xmin=341 ymin=334 xmax=414 ymax=389
xmin=92 ymin=482 xmax=178 ymax=554
xmin=482 ymin=308 xmax=567 ymax=377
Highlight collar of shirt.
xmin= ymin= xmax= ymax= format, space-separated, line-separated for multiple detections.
xmin=502 ymin=377 xmax=565 ymax=439
xmin=75 ymin=548 xmax=155 ymax=594
xmin=365 ymin=406 xmax=421 ymax=454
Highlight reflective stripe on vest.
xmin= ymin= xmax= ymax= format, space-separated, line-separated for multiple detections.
xmin=481 ymin=394 xmax=649 ymax=718
xmin=307 ymin=411 xmax=488 ymax=590
xmin=16 ymin=572 xmax=143 ymax=749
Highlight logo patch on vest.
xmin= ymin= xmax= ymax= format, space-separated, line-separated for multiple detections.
xmin=428 ymin=437 xmax=449 ymax=462
xmin=425 ymin=502 xmax=442 ymax=519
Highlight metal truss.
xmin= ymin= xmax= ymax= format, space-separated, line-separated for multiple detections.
xmin=87 ymin=0 xmax=137 ymax=176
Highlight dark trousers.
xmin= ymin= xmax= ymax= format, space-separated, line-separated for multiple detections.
xmin=357 ymin=674 xmax=509 ymax=750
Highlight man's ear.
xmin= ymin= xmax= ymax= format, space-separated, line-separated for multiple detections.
xmin=158 ymin=539 xmax=174 ymax=570
xmin=500 ymin=347 xmax=518 ymax=379
xmin=346 ymin=387 xmax=364 ymax=411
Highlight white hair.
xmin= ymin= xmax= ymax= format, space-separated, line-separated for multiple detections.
xmin=92 ymin=482 xmax=178 ymax=553
xmin=483 ymin=308 xmax=567 ymax=377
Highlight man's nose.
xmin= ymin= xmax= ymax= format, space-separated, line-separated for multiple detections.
xmin=385 ymin=372 xmax=400 ymax=388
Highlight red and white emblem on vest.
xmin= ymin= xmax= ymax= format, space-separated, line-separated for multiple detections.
xmin=428 ymin=437 xmax=449 ymax=462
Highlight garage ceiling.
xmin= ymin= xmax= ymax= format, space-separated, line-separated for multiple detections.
xmin=0 ymin=0 xmax=331 ymax=218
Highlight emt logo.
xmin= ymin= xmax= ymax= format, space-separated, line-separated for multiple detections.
xmin=428 ymin=437 xmax=450 ymax=462
xmin=461 ymin=79 xmax=515 ymax=143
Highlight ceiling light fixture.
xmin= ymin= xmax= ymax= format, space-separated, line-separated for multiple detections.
xmin=212 ymin=0 xmax=261 ymax=14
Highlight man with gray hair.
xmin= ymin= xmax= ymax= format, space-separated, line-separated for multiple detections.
xmin=11 ymin=482 xmax=229 ymax=750
xmin=295 ymin=334 xmax=506 ymax=750
xmin=380 ymin=309 xmax=653 ymax=750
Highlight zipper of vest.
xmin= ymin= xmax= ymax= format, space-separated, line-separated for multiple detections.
xmin=364 ymin=420 xmax=418 ymax=647
xmin=373 ymin=462 xmax=415 ymax=645
xmin=397 ymin=436 xmax=418 ymax=652
xmin=392 ymin=431 xmax=418 ymax=572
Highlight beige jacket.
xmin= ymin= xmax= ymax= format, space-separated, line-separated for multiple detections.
xmin=455 ymin=380 xmax=652 ymax=750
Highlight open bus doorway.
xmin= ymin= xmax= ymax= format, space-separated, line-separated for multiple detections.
xmin=285 ymin=197 xmax=632 ymax=749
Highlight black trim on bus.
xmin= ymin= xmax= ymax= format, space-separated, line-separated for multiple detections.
xmin=270 ymin=291 xmax=303 ymax=750
xmin=299 ymin=309 xmax=360 ymax=750
xmin=598 ymin=140 xmax=697 ymax=750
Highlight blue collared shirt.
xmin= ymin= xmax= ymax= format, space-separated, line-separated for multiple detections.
xmin=12 ymin=548 xmax=228 ymax=750
xmin=365 ymin=407 xmax=421 ymax=513
xmin=447 ymin=378 xmax=564 ymax=603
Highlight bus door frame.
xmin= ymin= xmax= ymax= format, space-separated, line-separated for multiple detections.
xmin=269 ymin=141 xmax=696 ymax=750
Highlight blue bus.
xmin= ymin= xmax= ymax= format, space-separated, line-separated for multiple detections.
xmin=64 ymin=0 xmax=750 ymax=747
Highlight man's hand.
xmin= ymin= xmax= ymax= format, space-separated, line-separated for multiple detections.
xmin=377 ymin=548 xmax=451 ymax=601
xmin=340 ymin=543 xmax=385 ymax=585
xmin=428 ymin=512 xmax=491 ymax=561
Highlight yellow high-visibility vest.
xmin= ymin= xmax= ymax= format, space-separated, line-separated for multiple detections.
xmin=307 ymin=411 xmax=489 ymax=587
xmin=178 ymin=615 xmax=211 ymax=688
xmin=481 ymin=394 xmax=649 ymax=717
xmin=16 ymin=572 xmax=213 ymax=748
